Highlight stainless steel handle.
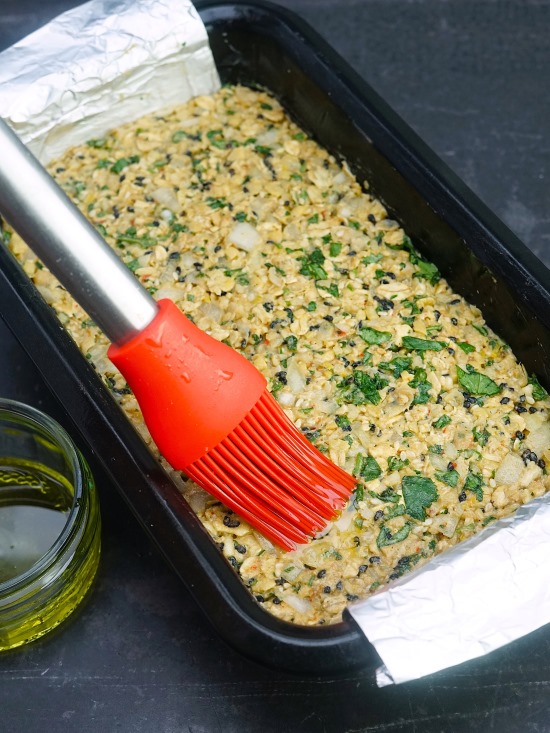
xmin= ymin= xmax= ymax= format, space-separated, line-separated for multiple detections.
xmin=0 ymin=119 xmax=158 ymax=346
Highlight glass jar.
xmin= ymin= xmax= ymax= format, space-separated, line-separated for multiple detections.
xmin=0 ymin=398 xmax=101 ymax=651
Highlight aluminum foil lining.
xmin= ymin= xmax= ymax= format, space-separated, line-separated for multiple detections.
xmin=349 ymin=491 xmax=550 ymax=685
xmin=0 ymin=0 xmax=220 ymax=163
xmin=2 ymin=0 xmax=549 ymax=687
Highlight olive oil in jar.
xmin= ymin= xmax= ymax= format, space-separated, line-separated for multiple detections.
xmin=0 ymin=458 xmax=73 ymax=583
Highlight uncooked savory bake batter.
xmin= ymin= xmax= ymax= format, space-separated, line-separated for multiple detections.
xmin=5 ymin=85 xmax=550 ymax=625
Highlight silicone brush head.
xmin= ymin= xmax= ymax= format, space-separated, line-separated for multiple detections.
xmin=108 ymin=300 xmax=356 ymax=550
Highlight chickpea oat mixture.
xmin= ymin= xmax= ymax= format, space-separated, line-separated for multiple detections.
xmin=5 ymin=85 xmax=550 ymax=625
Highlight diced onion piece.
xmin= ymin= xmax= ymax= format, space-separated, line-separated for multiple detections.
xmin=281 ymin=562 xmax=305 ymax=582
xmin=151 ymin=186 xmax=179 ymax=211
xmin=445 ymin=442 xmax=458 ymax=460
xmin=524 ymin=411 xmax=546 ymax=432
xmin=280 ymin=593 xmax=312 ymax=615
xmin=155 ymin=286 xmax=182 ymax=302
xmin=520 ymin=462 xmax=542 ymax=487
xmin=255 ymin=533 xmax=276 ymax=554
xmin=334 ymin=510 xmax=354 ymax=532
xmin=199 ymin=302 xmax=222 ymax=323
xmin=286 ymin=358 xmax=306 ymax=394
xmin=429 ymin=452 xmax=448 ymax=471
xmin=495 ymin=452 xmax=524 ymax=485
xmin=256 ymin=128 xmax=278 ymax=146
xmin=227 ymin=222 xmax=261 ymax=251
xmin=313 ymin=523 xmax=333 ymax=540
xmin=528 ymin=423 xmax=550 ymax=456
xmin=432 ymin=513 xmax=459 ymax=538
xmin=277 ymin=391 xmax=296 ymax=407
xmin=184 ymin=487 xmax=209 ymax=515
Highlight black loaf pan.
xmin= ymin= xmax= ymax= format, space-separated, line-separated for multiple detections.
xmin=2 ymin=0 xmax=550 ymax=675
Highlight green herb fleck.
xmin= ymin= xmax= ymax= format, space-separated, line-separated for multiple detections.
xmin=284 ymin=335 xmax=298 ymax=351
xmin=412 ymin=256 xmax=440 ymax=285
xmin=379 ymin=357 xmax=412 ymax=379
xmin=206 ymin=129 xmax=228 ymax=149
xmin=457 ymin=366 xmax=501 ymax=396
xmin=110 ymin=155 xmax=140 ymax=174
xmin=473 ymin=426 xmax=490 ymax=446
xmin=434 ymin=469 xmax=460 ymax=488
xmin=206 ymin=196 xmax=229 ymax=210
xmin=432 ymin=415 xmax=452 ymax=429
xmin=353 ymin=454 xmax=382 ymax=482
xmin=528 ymin=374 xmax=548 ymax=401
xmin=361 ymin=253 xmax=383 ymax=265
xmin=402 ymin=336 xmax=446 ymax=352
xmin=359 ymin=326 xmax=391 ymax=346
xmin=458 ymin=342 xmax=475 ymax=354
xmin=410 ymin=368 xmax=432 ymax=406
xmin=402 ymin=476 xmax=439 ymax=521
xmin=473 ymin=324 xmax=488 ymax=336
xmin=335 ymin=415 xmax=351 ymax=431
xmin=337 ymin=370 xmax=388 ymax=406
xmin=317 ymin=283 xmax=340 ymax=298
xmin=377 ymin=522 xmax=412 ymax=548
xmin=299 ymin=247 xmax=328 ymax=280
xmin=329 ymin=241 xmax=342 ymax=257
xmin=387 ymin=456 xmax=410 ymax=473
xmin=86 ymin=137 xmax=108 ymax=148
xmin=464 ymin=470 xmax=484 ymax=501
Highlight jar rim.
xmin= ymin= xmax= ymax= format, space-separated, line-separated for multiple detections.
xmin=0 ymin=398 xmax=85 ymax=594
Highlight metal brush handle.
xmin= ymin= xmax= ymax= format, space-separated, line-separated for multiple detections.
xmin=0 ymin=119 xmax=158 ymax=345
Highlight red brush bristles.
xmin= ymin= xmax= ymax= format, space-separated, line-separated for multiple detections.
xmin=108 ymin=300 xmax=356 ymax=551
xmin=184 ymin=391 xmax=356 ymax=550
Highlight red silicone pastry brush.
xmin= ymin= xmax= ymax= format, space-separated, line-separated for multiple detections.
xmin=0 ymin=119 xmax=356 ymax=550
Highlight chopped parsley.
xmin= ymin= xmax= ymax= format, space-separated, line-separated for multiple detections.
xmin=334 ymin=414 xmax=351 ymax=431
xmin=410 ymin=368 xmax=432 ymax=406
xmin=377 ymin=522 xmax=412 ymax=548
xmin=402 ymin=336 xmax=446 ymax=352
xmin=529 ymin=374 xmax=548 ymax=401
xmin=353 ymin=454 xmax=382 ymax=482
xmin=283 ymin=335 xmax=298 ymax=351
xmin=457 ymin=366 xmax=501 ymax=396
xmin=86 ymin=137 xmax=108 ymax=148
xmin=379 ymin=356 xmax=413 ymax=379
xmin=359 ymin=326 xmax=392 ymax=346
xmin=458 ymin=341 xmax=475 ymax=354
xmin=411 ymin=256 xmax=440 ymax=285
xmin=329 ymin=241 xmax=342 ymax=257
xmin=432 ymin=415 xmax=452 ymax=429
xmin=435 ymin=469 xmax=460 ymax=488
xmin=402 ymin=476 xmax=439 ymax=520
xmin=473 ymin=426 xmax=490 ymax=446
xmin=206 ymin=196 xmax=229 ymax=210
xmin=298 ymin=247 xmax=328 ymax=280
xmin=337 ymin=370 xmax=389 ymax=406
xmin=387 ymin=456 xmax=410 ymax=473
xmin=110 ymin=155 xmax=140 ymax=174
xmin=464 ymin=470 xmax=484 ymax=501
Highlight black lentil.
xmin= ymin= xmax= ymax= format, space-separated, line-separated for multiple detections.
xmin=223 ymin=515 xmax=241 ymax=528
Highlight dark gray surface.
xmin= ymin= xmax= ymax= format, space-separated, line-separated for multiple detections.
xmin=1 ymin=1 xmax=550 ymax=731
